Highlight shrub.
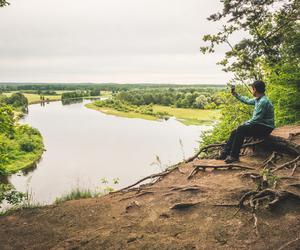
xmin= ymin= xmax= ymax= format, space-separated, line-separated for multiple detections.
xmin=19 ymin=139 xmax=36 ymax=152
xmin=0 ymin=184 xmax=25 ymax=208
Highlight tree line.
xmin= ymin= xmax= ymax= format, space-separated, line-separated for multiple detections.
xmin=0 ymin=83 xmax=225 ymax=93
xmin=115 ymin=88 xmax=224 ymax=109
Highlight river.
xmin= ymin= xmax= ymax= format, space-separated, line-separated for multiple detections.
xmin=9 ymin=99 xmax=212 ymax=204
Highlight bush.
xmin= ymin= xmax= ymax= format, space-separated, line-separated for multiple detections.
xmin=0 ymin=184 xmax=25 ymax=208
xmin=200 ymin=86 xmax=252 ymax=147
xmin=20 ymin=139 xmax=36 ymax=152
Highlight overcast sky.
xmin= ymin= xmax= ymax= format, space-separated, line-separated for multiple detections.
xmin=0 ymin=0 xmax=233 ymax=84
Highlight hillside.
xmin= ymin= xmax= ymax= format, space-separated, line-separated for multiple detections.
xmin=0 ymin=125 xmax=300 ymax=250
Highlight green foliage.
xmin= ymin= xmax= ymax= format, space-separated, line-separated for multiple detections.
xmin=61 ymin=91 xmax=89 ymax=100
xmin=200 ymin=0 xmax=299 ymax=148
xmin=0 ymin=83 xmax=225 ymax=93
xmin=0 ymin=105 xmax=14 ymax=137
xmin=6 ymin=92 xmax=28 ymax=111
xmin=37 ymin=90 xmax=57 ymax=95
xmin=112 ymin=178 xmax=120 ymax=185
xmin=54 ymin=188 xmax=96 ymax=204
xmin=0 ymin=184 xmax=25 ymax=208
xmin=263 ymin=61 xmax=300 ymax=126
xmin=201 ymin=86 xmax=252 ymax=146
xmin=0 ymin=124 xmax=43 ymax=174
xmin=93 ymin=99 xmax=170 ymax=119
xmin=20 ymin=139 xmax=36 ymax=152
xmin=260 ymin=169 xmax=279 ymax=188
xmin=100 ymin=177 xmax=109 ymax=184
xmin=90 ymin=89 xmax=101 ymax=96
xmin=116 ymin=88 xmax=223 ymax=109
xmin=0 ymin=134 xmax=12 ymax=166
xmin=55 ymin=178 xmax=120 ymax=204
xmin=201 ymin=0 xmax=299 ymax=79
xmin=0 ymin=0 xmax=9 ymax=7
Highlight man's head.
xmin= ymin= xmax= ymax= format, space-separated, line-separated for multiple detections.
xmin=251 ymin=80 xmax=265 ymax=97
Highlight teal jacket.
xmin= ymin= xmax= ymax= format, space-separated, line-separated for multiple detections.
xmin=235 ymin=94 xmax=275 ymax=129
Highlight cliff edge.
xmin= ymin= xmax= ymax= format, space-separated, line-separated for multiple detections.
xmin=1 ymin=125 xmax=300 ymax=250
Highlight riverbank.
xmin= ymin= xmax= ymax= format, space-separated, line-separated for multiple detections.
xmin=1 ymin=125 xmax=299 ymax=249
xmin=86 ymin=101 xmax=220 ymax=125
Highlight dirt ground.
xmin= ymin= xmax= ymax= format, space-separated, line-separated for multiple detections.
xmin=0 ymin=125 xmax=300 ymax=250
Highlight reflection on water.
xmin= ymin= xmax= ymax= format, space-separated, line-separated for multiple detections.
xmin=61 ymin=98 xmax=83 ymax=105
xmin=9 ymin=100 xmax=212 ymax=204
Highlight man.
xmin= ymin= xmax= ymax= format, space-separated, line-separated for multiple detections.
xmin=217 ymin=80 xmax=275 ymax=163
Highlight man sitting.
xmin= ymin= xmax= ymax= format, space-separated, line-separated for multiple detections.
xmin=217 ymin=80 xmax=275 ymax=163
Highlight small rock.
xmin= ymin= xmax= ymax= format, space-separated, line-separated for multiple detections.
xmin=127 ymin=237 xmax=137 ymax=243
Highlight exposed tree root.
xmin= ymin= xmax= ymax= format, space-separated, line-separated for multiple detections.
xmin=170 ymin=202 xmax=239 ymax=210
xmin=239 ymin=172 xmax=261 ymax=180
xmin=261 ymin=151 xmax=282 ymax=169
xmin=288 ymin=183 xmax=300 ymax=189
xmin=252 ymin=213 xmax=259 ymax=236
xmin=170 ymin=201 xmax=201 ymax=210
xmin=278 ymin=237 xmax=300 ymax=250
xmin=240 ymin=172 xmax=299 ymax=184
xmin=188 ymin=164 xmax=255 ymax=179
xmin=170 ymin=185 xmax=204 ymax=193
xmin=185 ymin=139 xmax=265 ymax=163
xmin=239 ymin=189 xmax=300 ymax=209
xmin=114 ymin=167 xmax=178 ymax=193
xmin=288 ymin=132 xmax=300 ymax=141
xmin=272 ymin=155 xmax=300 ymax=173
xmin=185 ymin=143 xmax=225 ymax=163
xmin=119 ymin=191 xmax=155 ymax=201
xmin=265 ymin=135 xmax=300 ymax=155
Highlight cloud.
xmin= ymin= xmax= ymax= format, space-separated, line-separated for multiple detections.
xmin=0 ymin=0 xmax=232 ymax=84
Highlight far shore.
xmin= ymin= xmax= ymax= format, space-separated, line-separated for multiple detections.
xmin=86 ymin=102 xmax=221 ymax=126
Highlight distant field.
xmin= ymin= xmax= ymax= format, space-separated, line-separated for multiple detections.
xmin=3 ymin=92 xmax=61 ymax=104
xmin=3 ymin=91 xmax=111 ymax=104
xmin=85 ymin=103 xmax=157 ymax=121
xmin=152 ymin=105 xmax=221 ymax=125
xmin=86 ymin=103 xmax=220 ymax=126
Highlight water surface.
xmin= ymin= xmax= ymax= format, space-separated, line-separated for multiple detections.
xmin=9 ymin=100 xmax=212 ymax=204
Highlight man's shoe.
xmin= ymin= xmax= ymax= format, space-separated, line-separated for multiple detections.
xmin=215 ymin=151 xmax=228 ymax=160
xmin=224 ymin=155 xmax=239 ymax=164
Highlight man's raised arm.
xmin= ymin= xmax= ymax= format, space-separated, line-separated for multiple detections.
xmin=231 ymin=87 xmax=255 ymax=105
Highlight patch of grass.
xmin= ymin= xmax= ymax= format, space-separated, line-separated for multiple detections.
xmin=0 ymin=201 xmax=44 ymax=216
xmin=3 ymin=92 xmax=61 ymax=104
xmin=54 ymin=188 xmax=99 ymax=204
xmin=152 ymin=105 xmax=221 ymax=125
xmin=87 ymin=100 xmax=221 ymax=125
xmin=86 ymin=103 xmax=158 ymax=121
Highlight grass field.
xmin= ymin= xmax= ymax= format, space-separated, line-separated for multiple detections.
xmin=86 ymin=103 xmax=220 ymax=125
xmin=3 ymin=92 xmax=61 ymax=104
xmin=3 ymin=91 xmax=111 ymax=104
xmin=86 ymin=103 xmax=158 ymax=121
xmin=152 ymin=105 xmax=221 ymax=125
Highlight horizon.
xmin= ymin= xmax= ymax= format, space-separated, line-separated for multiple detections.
xmin=0 ymin=82 xmax=227 ymax=87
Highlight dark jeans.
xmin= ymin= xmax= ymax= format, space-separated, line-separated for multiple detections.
xmin=224 ymin=124 xmax=273 ymax=158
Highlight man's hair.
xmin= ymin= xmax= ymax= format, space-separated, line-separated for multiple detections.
xmin=251 ymin=80 xmax=265 ymax=93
